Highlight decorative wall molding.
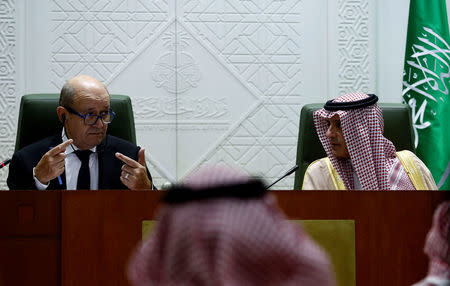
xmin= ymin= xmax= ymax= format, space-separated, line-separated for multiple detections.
xmin=181 ymin=0 xmax=304 ymax=186
xmin=183 ymin=0 xmax=303 ymax=98
xmin=153 ymin=30 xmax=201 ymax=94
xmin=336 ymin=0 xmax=371 ymax=95
xmin=0 ymin=0 xmax=16 ymax=189
xmin=132 ymin=20 xmax=263 ymax=180
xmin=133 ymin=97 xmax=229 ymax=121
xmin=50 ymin=0 xmax=170 ymax=88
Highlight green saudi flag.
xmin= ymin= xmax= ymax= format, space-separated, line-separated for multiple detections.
xmin=403 ymin=0 xmax=450 ymax=189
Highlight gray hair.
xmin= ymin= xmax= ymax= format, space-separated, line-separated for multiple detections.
xmin=59 ymin=81 xmax=76 ymax=107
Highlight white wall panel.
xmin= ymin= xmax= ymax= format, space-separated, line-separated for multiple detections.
xmin=183 ymin=0 xmax=327 ymax=187
xmin=376 ymin=0 xmax=409 ymax=102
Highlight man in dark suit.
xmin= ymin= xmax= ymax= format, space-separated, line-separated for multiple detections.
xmin=7 ymin=75 xmax=153 ymax=190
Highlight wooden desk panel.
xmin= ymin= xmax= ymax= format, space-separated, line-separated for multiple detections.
xmin=0 ymin=191 xmax=60 ymax=286
xmin=275 ymin=191 xmax=449 ymax=286
xmin=0 ymin=238 xmax=60 ymax=286
xmin=0 ymin=191 xmax=60 ymax=236
xmin=61 ymin=191 xmax=163 ymax=286
xmin=61 ymin=190 xmax=448 ymax=286
xmin=1 ymin=190 xmax=447 ymax=286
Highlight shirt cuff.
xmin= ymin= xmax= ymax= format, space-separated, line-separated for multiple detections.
xmin=33 ymin=167 xmax=50 ymax=190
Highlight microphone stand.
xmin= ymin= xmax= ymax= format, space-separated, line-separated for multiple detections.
xmin=266 ymin=165 xmax=299 ymax=189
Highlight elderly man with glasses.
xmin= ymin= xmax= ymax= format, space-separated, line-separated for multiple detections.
xmin=8 ymin=75 xmax=154 ymax=190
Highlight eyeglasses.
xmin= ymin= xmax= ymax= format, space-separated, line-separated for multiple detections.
xmin=63 ymin=106 xmax=115 ymax=126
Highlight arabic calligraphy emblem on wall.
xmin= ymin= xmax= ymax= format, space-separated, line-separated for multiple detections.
xmin=152 ymin=31 xmax=201 ymax=94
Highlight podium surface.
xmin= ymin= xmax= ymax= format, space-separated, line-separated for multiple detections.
xmin=0 ymin=190 xmax=448 ymax=286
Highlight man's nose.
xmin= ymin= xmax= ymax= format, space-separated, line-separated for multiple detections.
xmin=326 ymin=126 xmax=335 ymax=138
xmin=93 ymin=117 xmax=105 ymax=128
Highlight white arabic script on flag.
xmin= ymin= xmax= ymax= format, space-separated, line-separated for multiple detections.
xmin=402 ymin=27 xmax=450 ymax=147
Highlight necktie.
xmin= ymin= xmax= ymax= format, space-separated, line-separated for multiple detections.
xmin=75 ymin=150 xmax=92 ymax=190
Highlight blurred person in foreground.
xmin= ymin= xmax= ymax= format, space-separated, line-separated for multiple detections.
xmin=128 ymin=165 xmax=335 ymax=286
xmin=302 ymin=92 xmax=437 ymax=190
xmin=7 ymin=75 xmax=153 ymax=190
xmin=413 ymin=201 xmax=450 ymax=286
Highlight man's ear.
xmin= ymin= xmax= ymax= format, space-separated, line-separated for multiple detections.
xmin=56 ymin=106 xmax=66 ymax=123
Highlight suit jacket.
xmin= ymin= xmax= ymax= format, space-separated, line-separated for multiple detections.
xmin=7 ymin=134 xmax=153 ymax=190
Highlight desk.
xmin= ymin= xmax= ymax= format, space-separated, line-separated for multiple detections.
xmin=0 ymin=191 xmax=60 ymax=286
xmin=0 ymin=191 xmax=448 ymax=286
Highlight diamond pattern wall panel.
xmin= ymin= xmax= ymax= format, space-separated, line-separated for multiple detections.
xmin=337 ymin=0 xmax=371 ymax=96
xmin=183 ymin=0 xmax=303 ymax=99
xmin=181 ymin=0 xmax=305 ymax=187
xmin=0 ymin=0 xmax=16 ymax=190
xmin=203 ymin=103 xmax=302 ymax=188
xmin=50 ymin=0 xmax=169 ymax=88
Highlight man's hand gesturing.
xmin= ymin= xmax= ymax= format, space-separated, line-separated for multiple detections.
xmin=116 ymin=148 xmax=152 ymax=190
xmin=34 ymin=139 xmax=73 ymax=184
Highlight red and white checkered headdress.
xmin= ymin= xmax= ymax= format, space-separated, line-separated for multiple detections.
xmin=128 ymin=165 xmax=335 ymax=286
xmin=314 ymin=92 xmax=397 ymax=190
xmin=424 ymin=201 xmax=450 ymax=279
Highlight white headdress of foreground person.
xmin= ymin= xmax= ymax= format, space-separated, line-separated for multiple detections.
xmin=127 ymin=164 xmax=335 ymax=286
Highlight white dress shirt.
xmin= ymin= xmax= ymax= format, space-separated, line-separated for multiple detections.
xmin=33 ymin=129 xmax=99 ymax=190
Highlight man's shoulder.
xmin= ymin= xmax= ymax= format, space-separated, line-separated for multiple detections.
xmin=8 ymin=135 xmax=61 ymax=186
xmin=101 ymin=135 xmax=140 ymax=156
xmin=396 ymin=149 xmax=416 ymax=157
xmin=302 ymin=157 xmax=336 ymax=190
xmin=307 ymin=157 xmax=330 ymax=172
xmin=103 ymin=135 xmax=138 ymax=148
xmin=396 ymin=150 xmax=423 ymax=166
xmin=396 ymin=149 xmax=438 ymax=190
xmin=15 ymin=135 xmax=60 ymax=155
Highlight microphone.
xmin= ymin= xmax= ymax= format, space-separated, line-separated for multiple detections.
xmin=0 ymin=158 xmax=11 ymax=169
xmin=266 ymin=165 xmax=299 ymax=189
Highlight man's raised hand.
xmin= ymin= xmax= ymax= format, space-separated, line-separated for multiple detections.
xmin=34 ymin=139 xmax=73 ymax=184
xmin=115 ymin=148 xmax=152 ymax=190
